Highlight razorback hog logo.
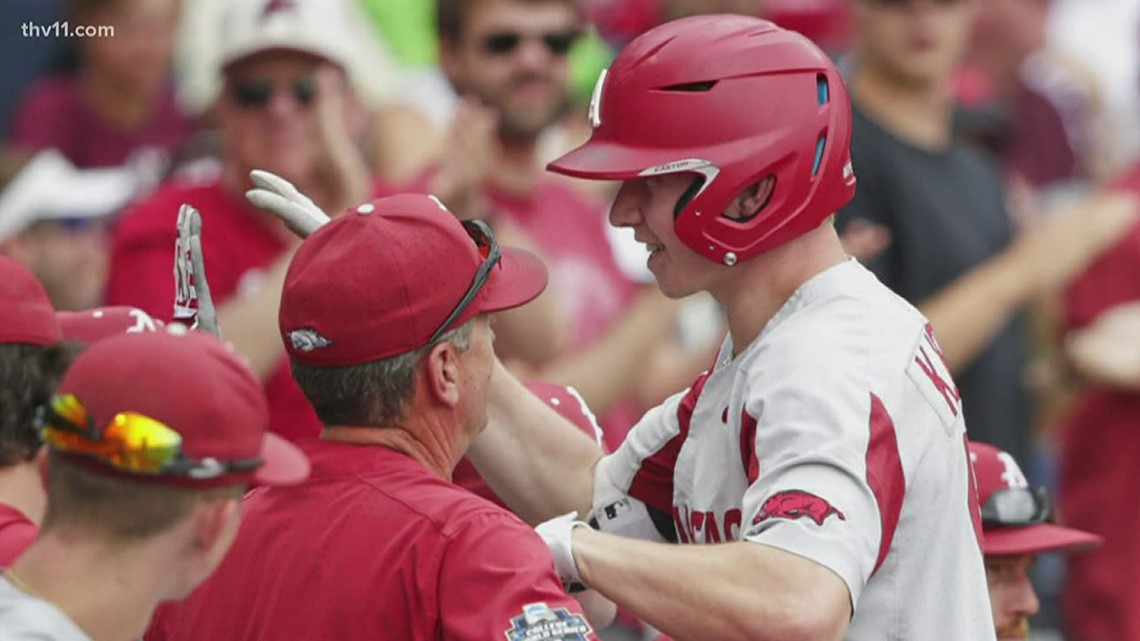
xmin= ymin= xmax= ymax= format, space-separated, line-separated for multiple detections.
xmin=753 ymin=490 xmax=846 ymax=527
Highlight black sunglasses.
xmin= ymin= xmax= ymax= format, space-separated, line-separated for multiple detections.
xmin=229 ymin=76 xmax=317 ymax=109
xmin=428 ymin=219 xmax=501 ymax=344
xmin=981 ymin=487 xmax=1053 ymax=528
xmin=481 ymin=29 xmax=581 ymax=57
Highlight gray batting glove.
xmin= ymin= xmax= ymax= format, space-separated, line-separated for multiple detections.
xmin=535 ymin=511 xmax=591 ymax=593
xmin=245 ymin=170 xmax=331 ymax=239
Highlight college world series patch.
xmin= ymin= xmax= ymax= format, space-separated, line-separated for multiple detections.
xmin=504 ymin=602 xmax=593 ymax=641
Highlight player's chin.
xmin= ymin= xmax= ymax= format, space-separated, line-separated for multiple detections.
xmin=653 ymin=273 xmax=697 ymax=300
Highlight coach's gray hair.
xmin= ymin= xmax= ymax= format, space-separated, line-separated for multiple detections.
xmin=291 ymin=321 xmax=474 ymax=427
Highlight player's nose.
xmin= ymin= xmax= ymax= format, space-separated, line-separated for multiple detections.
xmin=609 ymin=181 xmax=643 ymax=228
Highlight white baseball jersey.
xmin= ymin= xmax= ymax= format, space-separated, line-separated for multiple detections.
xmin=599 ymin=259 xmax=995 ymax=640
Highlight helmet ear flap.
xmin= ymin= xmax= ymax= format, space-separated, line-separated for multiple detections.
xmin=673 ymin=176 xmax=706 ymax=220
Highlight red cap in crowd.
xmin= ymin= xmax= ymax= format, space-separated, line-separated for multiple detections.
xmin=0 ymin=255 xmax=60 ymax=346
xmin=279 ymin=194 xmax=547 ymax=367
xmin=54 ymin=331 xmax=309 ymax=487
xmin=970 ymin=441 xmax=1102 ymax=556
xmin=523 ymin=381 xmax=603 ymax=445
xmin=57 ymin=306 xmax=165 ymax=344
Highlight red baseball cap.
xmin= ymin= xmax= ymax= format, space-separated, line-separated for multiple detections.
xmin=55 ymin=331 xmax=309 ymax=487
xmin=279 ymin=194 xmax=548 ymax=367
xmin=970 ymin=441 xmax=1102 ymax=556
xmin=57 ymin=306 xmax=165 ymax=344
xmin=0 ymin=255 xmax=59 ymax=346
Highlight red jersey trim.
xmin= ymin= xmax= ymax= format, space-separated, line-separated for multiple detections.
xmin=627 ymin=372 xmax=711 ymax=514
xmin=866 ymin=393 xmax=905 ymax=575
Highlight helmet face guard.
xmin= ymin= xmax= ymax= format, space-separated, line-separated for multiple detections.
xmin=548 ymin=16 xmax=856 ymax=266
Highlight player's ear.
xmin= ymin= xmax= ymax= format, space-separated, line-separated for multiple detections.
xmin=723 ymin=176 xmax=776 ymax=222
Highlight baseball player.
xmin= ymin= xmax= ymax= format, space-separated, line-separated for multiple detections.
xmin=967 ymin=440 xmax=1102 ymax=641
xmin=0 ymin=257 xmax=71 ymax=567
xmin=0 ymin=330 xmax=309 ymax=640
xmin=457 ymin=15 xmax=996 ymax=640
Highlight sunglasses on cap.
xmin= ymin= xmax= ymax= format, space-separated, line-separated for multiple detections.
xmin=229 ymin=76 xmax=317 ymax=109
xmin=981 ymin=486 xmax=1053 ymax=527
xmin=428 ymin=219 xmax=501 ymax=344
xmin=481 ymin=29 xmax=581 ymax=57
xmin=40 ymin=394 xmax=262 ymax=479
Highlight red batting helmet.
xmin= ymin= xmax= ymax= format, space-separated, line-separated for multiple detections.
xmin=547 ymin=15 xmax=856 ymax=266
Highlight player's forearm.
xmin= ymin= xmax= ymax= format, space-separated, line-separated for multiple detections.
xmin=573 ymin=532 xmax=850 ymax=641
xmin=917 ymin=250 xmax=1029 ymax=373
xmin=216 ymin=251 xmax=293 ymax=379
xmin=468 ymin=359 xmax=603 ymax=524
xmin=537 ymin=288 xmax=681 ymax=415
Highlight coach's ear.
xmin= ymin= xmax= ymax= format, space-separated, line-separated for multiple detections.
xmin=424 ymin=340 xmax=463 ymax=410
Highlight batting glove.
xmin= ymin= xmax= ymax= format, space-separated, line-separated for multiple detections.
xmin=245 ymin=170 xmax=331 ymax=239
xmin=535 ymin=511 xmax=592 ymax=593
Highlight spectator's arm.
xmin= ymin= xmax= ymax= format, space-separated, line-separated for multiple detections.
xmin=921 ymin=193 xmax=1138 ymax=372
xmin=515 ymin=288 xmax=682 ymax=417
xmin=1064 ymin=301 xmax=1140 ymax=390
xmin=489 ymin=219 xmax=569 ymax=366
xmin=214 ymin=249 xmax=294 ymax=379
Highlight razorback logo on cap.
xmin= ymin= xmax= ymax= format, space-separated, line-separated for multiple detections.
xmin=753 ymin=490 xmax=846 ymax=527
xmin=288 ymin=328 xmax=332 ymax=352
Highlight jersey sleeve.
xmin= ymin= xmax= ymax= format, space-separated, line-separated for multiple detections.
xmin=599 ymin=372 xmax=708 ymax=516
xmin=739 ymin=323 xmax=894 ymax=609
xmin=437 ymin=512 xmax=601 ymax=641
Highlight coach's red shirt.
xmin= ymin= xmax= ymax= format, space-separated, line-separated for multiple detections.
xmin=108 ymin=178 xmax=326 ymax=440
xmin=147 ymin=441 xmax=599 ymax=641
xmin=0 ymin=503 xmax=36 ymax=567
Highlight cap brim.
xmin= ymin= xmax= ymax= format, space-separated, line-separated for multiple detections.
xmin=547 ymin=140 xmax=658 ymax=181
xmin=0 ymin=151 xmax=136 ymax=243
xmin=983 ymin=523 xmax=1104 ymax=556
xmin=253 ymin=433 xmax=311 ymax=486
xmin=476 ymin=247 xmax=548 ymax=314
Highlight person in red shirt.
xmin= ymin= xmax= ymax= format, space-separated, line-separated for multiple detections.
xmin=1 ymin=289 xmax=184 ymax=568
xmin=147 ymin=192 xmax=602 ymax=641
xmin=107 ymin=0 xmax=378 ymax=441
xmin=0 ymin=330 xmax=308 ymax=640
xmin=1057 ymin=165 xmax=1140 ymax=641
xmin=0 ymin=257 xmax=72 ymax=567
xmin=7 ymin=0 xmax=192 ymax=170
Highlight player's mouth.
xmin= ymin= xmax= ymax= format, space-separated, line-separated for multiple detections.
xmin=645 ymin=243 xmax=665 ymax=269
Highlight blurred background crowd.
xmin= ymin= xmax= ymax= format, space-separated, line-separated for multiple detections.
xmin=1 ymin=0 xmax=1139 ymax=639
